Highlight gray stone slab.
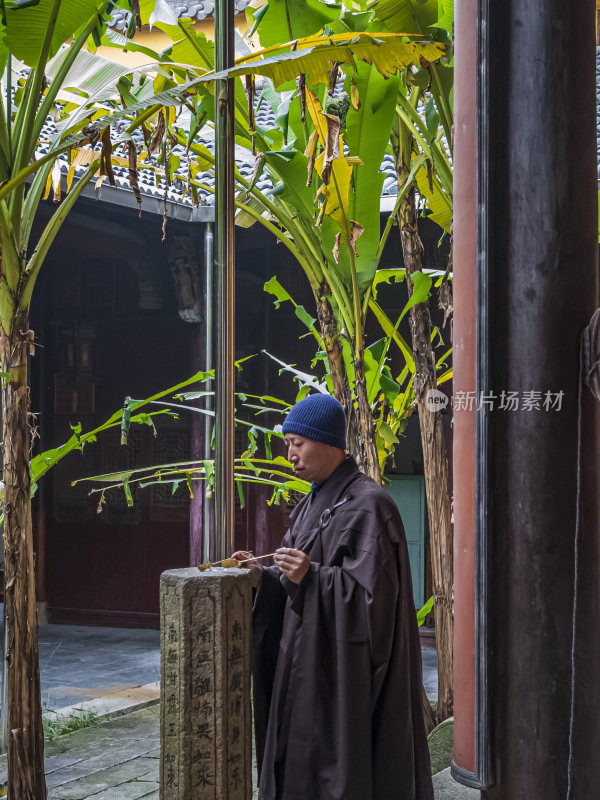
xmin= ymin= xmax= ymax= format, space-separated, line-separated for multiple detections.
xmin=48 ymin=708 xmax=159 ymax=752
xmin=50 ymin=780 xmax=159 ymax=800
xmin=13 ymin=710 xmax=157 ymax=791
xmin=44 ymin=755 xmax=88 ymax=775
xmin=48 ymin=782 xmax=107 ymax=800
xmin=43 ymin=730 xmax=159 ymax=772
xmin=422 ymin=645 xmax=439 ymax=701
xmin=46 ymin=759 xmax=158 ymax=799
xmin=36 ymin=620 xmax=161 ymax=710
xmin=433 ymin=767 xmax=481 ymax=799
xmin=45 ymin=742 xmax=159 ymax=789
xmin=46 ymin=683 xmax=159 ymax=729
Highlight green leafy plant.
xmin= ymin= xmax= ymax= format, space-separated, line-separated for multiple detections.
xmin=417 ymin=596 xmax=435 ymax=627
xmin=55 ymin=265 xmax=446 ymax=512
xmin=43 ymin=709 xmax=100 ymax=742
xmin=264 ymin=270 xmax=452 ymax=474
xmin=29 ymin=358 xmax=306 ymax=515
xmin=126 ymin=0 xmax=450 ymax=482
xmin=0 ymin=3 xmax=210 ymax=793
xmin=377 ymin=0 xmax=455 ymax=725
xmin=84 ymin=2 xmax=453 ymax=487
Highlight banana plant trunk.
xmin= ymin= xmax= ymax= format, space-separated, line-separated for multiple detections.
xmin=398 ymin=186 xmax=454 ymax=723
xmin=0 ymin=306 xmax=47 ymax=799
xmin=316 ymin=290 xmax=381 ymax=483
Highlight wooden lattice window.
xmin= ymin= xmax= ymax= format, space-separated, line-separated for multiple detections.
xmin=149 ymin=426 xmax=191 ymax=523
xmin=97 ymin=430 xmax=143 ymax=525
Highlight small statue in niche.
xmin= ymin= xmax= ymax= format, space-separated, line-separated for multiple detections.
xmin=168 ymin=236 xmax=203 ymax=323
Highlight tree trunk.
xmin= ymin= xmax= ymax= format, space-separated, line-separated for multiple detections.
xmin=315 ymin=290 xmax=352 ymax=408
xmin=398 ymin=187 xmax=454 ymax=722
xmin=1 ymin=309 xmax=47 ymax=799
xmin=315 ymin=289 xmax=381 ymax=483
xmin=353 ymin=352 xmax=380 ymax=482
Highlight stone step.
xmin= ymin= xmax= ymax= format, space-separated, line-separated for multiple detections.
xmin=433 ymin=767 xmax=481 ymax=799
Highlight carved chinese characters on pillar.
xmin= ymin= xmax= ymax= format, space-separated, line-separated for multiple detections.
xmin=226 ymin=585 xmax=249 ymax=798
xmin=190 ymin=588 xmax=217 ymax=797
xmin=161 ymin=585 xmax=181 ymax=798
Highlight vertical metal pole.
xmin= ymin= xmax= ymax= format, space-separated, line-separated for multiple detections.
xmin=214 ymin=0 xmax=235 ymax=561
xmin=203 ymin=222 xmax=214 ymax=564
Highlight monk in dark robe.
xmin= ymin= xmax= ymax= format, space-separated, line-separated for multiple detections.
xmin=234 ymin=393 xmax=433 ymax=800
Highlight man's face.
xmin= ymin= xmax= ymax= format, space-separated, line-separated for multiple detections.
xmin=284 ymin=434 xmax=343 ymax=485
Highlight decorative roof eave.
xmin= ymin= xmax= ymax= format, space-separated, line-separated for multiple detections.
xmin=78 ymin=179 xmax=399 ymax=220
xmin=108 ymin=0 xmax=251 ymax=33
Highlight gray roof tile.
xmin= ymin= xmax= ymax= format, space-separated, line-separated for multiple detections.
xmin=108 ymin=0 xmax=249 ymax=29
xmin=31 ymin=58 xmax=417 ymax=215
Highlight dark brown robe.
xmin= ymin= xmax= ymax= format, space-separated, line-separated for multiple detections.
xmin=252 ymin=456 xmax=433 ymax=800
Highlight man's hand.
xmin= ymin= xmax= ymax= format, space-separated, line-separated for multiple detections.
xmin=273 ymin=548 xmax=310 ymax=584
xmin=231 ymin=550 xmax=261 ymax=572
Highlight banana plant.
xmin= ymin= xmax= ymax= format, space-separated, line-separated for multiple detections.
xmin=65 ymin=266 xmax=449 ymax=518
xmin=374 ymin=0 xmax=455 ymax=725
xmin=0 ymin=3 xmax=220 ymax=794
xmin=149 ymin=0 xmax=449 ymax=482
xmin=29 ymin=361 xmax=308 ymax=511
xmin=96 ymin=1 xmax=451 ymax=484
xmin=264 ymin=270 xmax=452 ymax=474
xmin=33 ymin=364 xmax=306 ymax=506
xmin=68 ymin=2 xmax=452 ymax=488
xmin=117 ymin=0 xmax=455 ymax=725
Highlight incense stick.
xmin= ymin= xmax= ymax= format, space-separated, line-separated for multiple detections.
xmin=197 ymin=552 xmax=278 ymax=571
xmin=239 ymin=551 xmax=278 ymax=563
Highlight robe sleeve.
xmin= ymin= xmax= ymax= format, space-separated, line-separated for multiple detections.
xmin=252 ymin=526 xmax=296 ymax=660
xmin=251 ymin=533 xmax=291 ymax=776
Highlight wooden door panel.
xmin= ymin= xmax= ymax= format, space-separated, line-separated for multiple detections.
xmin=384 ymin=475 xmax=426 ymax=607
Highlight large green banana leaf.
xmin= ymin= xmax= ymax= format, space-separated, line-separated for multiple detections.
xmin=246 ymin=0 xmax=342 ymax=46
xmin=374 ymin=0 xmax=439 ymax=39
xmin=340 ymin=63 xmax=400 ymax=290
xmin=0 ymin=0 xmax=108 ymax=67
xmin=212 ymin=32 xmax=445 ymax=88
xmin=414 ymin=161 xmax=452 ymax=233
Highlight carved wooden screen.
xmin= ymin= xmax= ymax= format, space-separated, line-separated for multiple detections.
xmin=149 ymin=425 xmax=191 ymax=523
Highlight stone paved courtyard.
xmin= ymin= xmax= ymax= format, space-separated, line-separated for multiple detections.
xmin=38 ymin=621 xmax=160 ymax=712
xmin=0 ymin=622 xmax=469 ymax=798
xmin=0 ymin=708 xmax=160 ymax=800
xmin=0 ymin=705 xmax=478 ymax=799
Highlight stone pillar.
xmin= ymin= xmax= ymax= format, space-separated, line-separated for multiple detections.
xmin=160 ymin=568 xmax=255 ymax=799
xmin=476 ymin=1 xmax=600 ymax=798
xmin=452 ymin=0 xmax=478 ymax=784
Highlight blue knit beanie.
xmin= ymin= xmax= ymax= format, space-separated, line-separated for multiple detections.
xmin=282 ymin=393 xmax=346 ymax=450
